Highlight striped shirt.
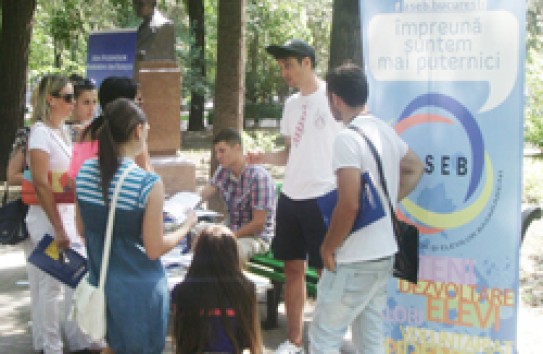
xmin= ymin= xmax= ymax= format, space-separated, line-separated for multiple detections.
xmin=211 ymin=165 xmax=276 ymax=242
xmin=76 ymin=157 xmax=159 ymax=210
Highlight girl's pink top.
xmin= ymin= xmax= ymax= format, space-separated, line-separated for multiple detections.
xmin=67 ymin=140 xmax=99 ymax=179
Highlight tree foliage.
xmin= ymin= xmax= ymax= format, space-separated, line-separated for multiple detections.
xmin=245 ymin=0 xmax=332 ymax=103
xmin=526 ymin=0 xmax=543 ymax=149
xmin=23 ymin=0 xmax=332 ymax=108
xmin=525 ymin=49 xmax=543 ymax=148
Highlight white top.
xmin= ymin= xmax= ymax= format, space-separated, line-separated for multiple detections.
xmin=280 ymin=83 xmax=342 ymax=200
xmin=27 ymin=122 xmax=72 ymax=171
xmin=332 ymin=115 xmax=409 ymax=263
xmin=26 ymin=121 xmax=74 ymax=231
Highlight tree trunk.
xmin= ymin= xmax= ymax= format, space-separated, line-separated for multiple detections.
xmin=187 ymin=0 xmax=206 ymax=131
xmin=210 ymin=0 xmax=245 ymax=211
xmin=0 ymin=0 xmax=36 ymax=180
xmin=213 ymin=0 xmax=245 ymax=158
xmin=329 ymin=0 xmax=363 ymax=70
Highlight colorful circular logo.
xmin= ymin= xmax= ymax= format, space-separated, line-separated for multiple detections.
xmin=395 ymin=93 xmax=493 ymax=234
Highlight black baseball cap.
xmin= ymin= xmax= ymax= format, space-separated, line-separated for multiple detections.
xmin=266 ymin=39 xmax=315 ymax=63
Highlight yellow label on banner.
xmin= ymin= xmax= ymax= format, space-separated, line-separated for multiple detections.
xmin=45 ymin=241 xmax=60 ymax=260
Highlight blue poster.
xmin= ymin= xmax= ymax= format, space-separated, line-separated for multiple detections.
xmin=360 ymin=1 xmax=525 ymax=352
xmin=86 ymin=29 xmax=137 ymax=88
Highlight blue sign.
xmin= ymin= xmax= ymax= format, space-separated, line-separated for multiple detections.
xmin=360 ymin=1 xmax=525 ymax=352
xmin=86 ymin=29 xmax=137 ymax=88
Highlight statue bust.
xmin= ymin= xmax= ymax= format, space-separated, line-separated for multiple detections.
xmin=133 ymin=0 xmax=176 ymax=61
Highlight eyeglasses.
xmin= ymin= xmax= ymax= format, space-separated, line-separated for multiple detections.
xmin=51 ymin=92 xmax=75 ymax=103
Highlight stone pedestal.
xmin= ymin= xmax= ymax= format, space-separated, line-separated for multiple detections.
xmin=151 ymin=156 xmax=196 ymax=196
xmin=138 ymin=61 xmax=181 ymax=155
xmin=137 ymin=61 xmax=196 ymax=195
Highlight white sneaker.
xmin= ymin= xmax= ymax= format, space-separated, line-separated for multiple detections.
xmin=274 ymin=340 xmax=305 ymax=354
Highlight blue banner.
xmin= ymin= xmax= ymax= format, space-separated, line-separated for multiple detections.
xmin=360 ymin=1 xmax=525 ymax=352
xmin=86 ymin=29 xmax=137 ymax=88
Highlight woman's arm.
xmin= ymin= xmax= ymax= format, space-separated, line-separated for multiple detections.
xmin=7 ymin=148 xmax=26 ymax=186
xmin=142 ymin=180 xmax=198 ymax=260
xmin=29 ymin=149 xmax=70 ymax=250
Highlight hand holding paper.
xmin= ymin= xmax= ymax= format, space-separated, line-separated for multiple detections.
xmin=163 ymin=192 xmax=202 ymax=224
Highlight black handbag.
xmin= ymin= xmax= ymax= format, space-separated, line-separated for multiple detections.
xmin=349 ymin=126 xmax=419 ymax=284
xmin=0 ymin=181 xmax=29 ymax=245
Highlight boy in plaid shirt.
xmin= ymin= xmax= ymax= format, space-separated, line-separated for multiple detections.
xmin=199 ymin=128 xmax=276 ymax=264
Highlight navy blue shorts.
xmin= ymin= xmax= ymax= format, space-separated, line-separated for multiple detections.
xmin=272 ymin=193 xmax=326 ymax=269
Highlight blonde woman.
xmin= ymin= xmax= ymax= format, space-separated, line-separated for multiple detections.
xmin=26 ymin=74 xmax=98 ymax=354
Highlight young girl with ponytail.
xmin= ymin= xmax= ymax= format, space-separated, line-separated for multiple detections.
xmin=75 ymin=98 xmax=197 ymax=353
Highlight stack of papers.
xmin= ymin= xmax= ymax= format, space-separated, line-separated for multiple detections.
xmin=163 ymin=192 xmax=222 ymax=228
xmin=161 ymin=247 xmax=193 ymax=269
xmin=164 ymin=192 xmax=202 ymax=224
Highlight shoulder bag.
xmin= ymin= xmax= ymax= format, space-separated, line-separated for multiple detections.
xmin=68 ymin=163 xmax=136 ymax=341
xmin=0 ymin=181 xmax=29 ymax=245
xmin=349 ymin=125 xmax=419 ymax=284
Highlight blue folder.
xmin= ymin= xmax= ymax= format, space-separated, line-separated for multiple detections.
xmin=28 ymin=234 xmax=87 ymax=288
xmin=317 ymin=171 xmax=386 ymax=233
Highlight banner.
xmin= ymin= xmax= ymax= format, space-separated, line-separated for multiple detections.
xmin=86 ymin=29 xmax=137 ymax=88
xmin=360 ymin=1 xmax=525 ymax=352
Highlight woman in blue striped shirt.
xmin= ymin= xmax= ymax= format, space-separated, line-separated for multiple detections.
xmin=75 ymin=98 xmax=197 ymax=353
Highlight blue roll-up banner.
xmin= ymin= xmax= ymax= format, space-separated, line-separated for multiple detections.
xmin=360 ymin=1 xmax=525 ymax=352
xmin=86 ymin=29 xmax=137 ymax=88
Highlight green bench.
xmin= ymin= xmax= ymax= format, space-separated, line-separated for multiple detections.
xmin=247 ymin=252 xmax=319 ymax=329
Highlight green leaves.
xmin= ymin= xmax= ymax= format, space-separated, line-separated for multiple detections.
xmin=525 ymin=49 xmax=543 ymax=150
xmin=27 ymin=0 xmax=332 ymax=106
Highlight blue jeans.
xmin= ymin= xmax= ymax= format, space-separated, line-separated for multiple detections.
xmin=309 ymin=256 xmax=393 ymax=354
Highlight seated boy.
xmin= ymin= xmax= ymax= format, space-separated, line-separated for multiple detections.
xmin=199 ymin=128 xmax=276 ymax=264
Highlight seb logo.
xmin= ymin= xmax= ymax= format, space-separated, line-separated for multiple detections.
xmin=425 ymin=155 xmax=468 ymax=176
xmin=394 ymin=93 xmax=493 ymax=234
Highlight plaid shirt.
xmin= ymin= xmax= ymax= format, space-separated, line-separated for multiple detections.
xmin=211 ymin=165 xmax=276 ymax=242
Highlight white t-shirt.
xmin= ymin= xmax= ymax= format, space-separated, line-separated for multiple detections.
xmin=27 ymin=121 xmax=72 ymax=171
xmin=280 ymin=82 xmax=342 ymax=200
xmin=26 ymin=122 xmax=73 ymax=220
xmin=332 ymin=115 xmax=408 ymax=263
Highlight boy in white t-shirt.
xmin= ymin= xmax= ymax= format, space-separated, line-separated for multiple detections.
xmin=249 ymin=39 xmax=341 ymax=353
xmin=308 ymin=63 xmax=424 ymax=353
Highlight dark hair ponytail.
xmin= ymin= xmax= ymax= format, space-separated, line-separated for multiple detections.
xmin=80 ymin=115 xmax=104 ymax=142
xmin=97 ymin=98 xmax=146 ymax=203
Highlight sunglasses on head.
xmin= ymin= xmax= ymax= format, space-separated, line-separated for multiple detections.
xmin=51 ymin=92 xmax=75 ymax=103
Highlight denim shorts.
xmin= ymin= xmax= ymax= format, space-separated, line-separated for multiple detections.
xmin=309 ymin=257 xmax=393 ymax=353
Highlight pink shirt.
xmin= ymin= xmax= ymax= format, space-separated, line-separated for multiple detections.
xmin=67 ymin=140 xmax=99 ymax=179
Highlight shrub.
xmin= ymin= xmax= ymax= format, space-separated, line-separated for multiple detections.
xmin=525 ymin=49 xmax=543 ymax=150
xmin=524 ymin=156 xmax=543 ymax=203
xmin=242 ymin=130 xmax=282 ymax=152
xmin=244 ymin=103 xmax=282 ymax=120
xmin=205 ymin=103 xmax=282 ymax=127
